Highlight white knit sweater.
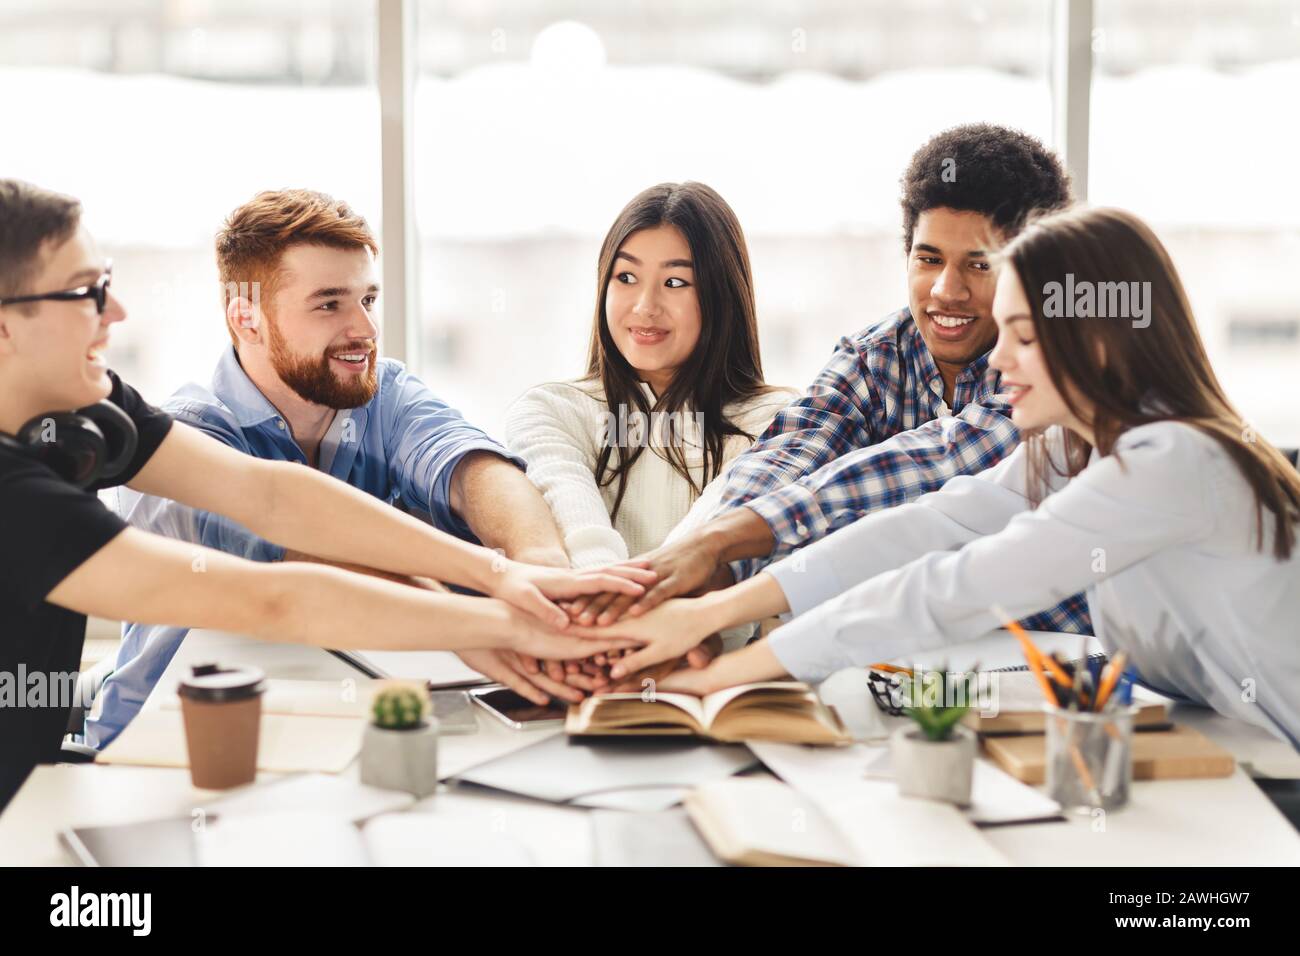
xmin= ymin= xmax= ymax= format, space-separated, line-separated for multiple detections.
xmin=506 ymin=380 xmax=797 ymax=568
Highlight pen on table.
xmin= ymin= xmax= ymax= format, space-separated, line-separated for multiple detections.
xmin=990 ymin=605 xmax=1060 ymax=705
xmin=1037 ymin=648 xmax=1074 ymax=691
xmin=994 ymin=605 xmax=1104 ymax=802
xmin=1092 ymin=651 xmax=1128 ymax=712
xmin=1086 ymin=657 xmax=1106 ymax=709
xmin=1117 ymin=666 xmax=1137 ymax=706
xmin=868 ymin=663 xmax=913 ymax=676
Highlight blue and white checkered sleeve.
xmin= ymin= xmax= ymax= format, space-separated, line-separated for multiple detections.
xmin=714 ymin=337 xmax=881 ymax=514
xmin=731 ymin=401 xmax=1023 ymax=580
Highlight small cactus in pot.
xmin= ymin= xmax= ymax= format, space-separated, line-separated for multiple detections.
xmin=372 ymin=685 xmax=428 ymax=730
xmin=361 ymin=682 xmax=439 ymax=797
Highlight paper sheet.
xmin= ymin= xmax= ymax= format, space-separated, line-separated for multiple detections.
xmin=748 ymin=741 xmax=1012 ymax=865
xmin=362 ymin=814 xmax=535 ymax=866
xmin=97 ymin=709 xmax=363 ymax=775
xmin=453 ymin=734 xmax=756 ymax=805
xmin=755 ymin=740 xmax=1061 ymax=826
xmin=159 ymin=679 xmax=376 ymax=719
xmin=590 ymin=808 xmax=722 ymax=867
xmin=343 ymin=650 xmax=489 ymax=688
xmin=209 ymin=772 xmax=415 ymax=822
xmin=195 ymin=812 xmax=368 ymax=867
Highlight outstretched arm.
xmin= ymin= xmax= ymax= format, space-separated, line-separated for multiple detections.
xmin=566 ymin=572 xmax=792 ymax=678
xmin=449 ymin=450 xmax=570 ymax=568
xmin=570 ymin=399 xmax=1020 ymax=626
xmin=279 ymin=548 xmax=586 ymax=705
xmin=48 ymin=528 xmax=635 ymax=662
xmin=127 ymin=421 xmax=653 ymax=629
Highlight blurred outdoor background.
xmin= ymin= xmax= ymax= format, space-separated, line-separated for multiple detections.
xmin=2 ymin=0 xmax=1297 ymax=447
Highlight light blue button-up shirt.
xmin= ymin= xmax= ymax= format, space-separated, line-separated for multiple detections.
xmin=86 ymin=346 xmax=522 ymax=749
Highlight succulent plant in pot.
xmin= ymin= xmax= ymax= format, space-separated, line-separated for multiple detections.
xmin=360 ymin=683 xmax=439 ymax=798
xmin=372 ymin=685 xmax=428 ymax=729
xmin=889 ymin=669 xmax=978 ymax=806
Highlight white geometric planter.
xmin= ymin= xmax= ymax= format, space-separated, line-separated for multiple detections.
xmin=890 ymin=724 xmax=976 ymax=806
xmin=360 ymin=719 xmax=440 ymax=798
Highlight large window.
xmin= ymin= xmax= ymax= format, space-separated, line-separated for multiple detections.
xmin=3 ymin=1 xmax=1294 ymax=447
xmin=0 ymin=0 xmax=380 ymax=403
xmin=413 ymin=0 xmax=1054 ymax=435
xmin=1090 ymin=0 xmax=1300 ymax=445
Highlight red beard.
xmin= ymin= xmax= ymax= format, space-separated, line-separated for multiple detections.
xmin=268 ymin=318 xmax=378 ymax=409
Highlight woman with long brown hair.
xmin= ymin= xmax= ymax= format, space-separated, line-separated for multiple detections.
xmin=506 ymin=182 xmax=795 ymax=571
xmin=575 ymin=206 xmax=1300 ymax=747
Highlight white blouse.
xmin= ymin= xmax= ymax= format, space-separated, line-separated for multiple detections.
xmin=764 ymin=421 xmax=1300 ymax=748
xmin=506 ymin=380 xmax=796 ymax=568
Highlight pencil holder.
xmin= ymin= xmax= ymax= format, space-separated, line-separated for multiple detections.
xmin=1043 ymin=704 xmax=1138 ymax=813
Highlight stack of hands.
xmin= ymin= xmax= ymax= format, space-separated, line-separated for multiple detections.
xmin=460 ymin=535 xmax=733 ymax=706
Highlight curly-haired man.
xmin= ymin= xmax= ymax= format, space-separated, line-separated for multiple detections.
xmin=566 ymin=123 xmax=1092 ymax=645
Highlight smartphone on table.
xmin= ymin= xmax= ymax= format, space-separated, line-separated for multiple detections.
xmin=469 ymin=686 xmax=568 ymax=730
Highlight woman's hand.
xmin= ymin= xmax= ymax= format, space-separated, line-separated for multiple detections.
xmin=655 ymin=665 xmax=725 ymax=696
xmin=656 ymin=639 xmax=791 ymax=696
xmin=489 ymin=559 xmax=657 ymax=630
xmin=497 ymin=602 xmax=639 ymax=662
xmin=564 ymin=538 xmax=732 ymax=626
xmin=566 ymin=597 xmax=722 ymax=679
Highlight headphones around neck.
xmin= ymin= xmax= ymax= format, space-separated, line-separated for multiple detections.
xmin=0 ymin=401 xmax=138 ymax=488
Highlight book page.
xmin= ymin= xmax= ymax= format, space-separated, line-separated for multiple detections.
xmin=687 ymin=777 xmax=855 ymax=866
xmin=700 ymin=682 xmax=809 ymax=729
xmin=743 ymin=743 xmax=1006 ymax=865
xmin=587 ymin=692 xmax=706 ymax=727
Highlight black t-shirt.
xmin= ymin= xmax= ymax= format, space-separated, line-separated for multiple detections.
xmin=0 ymin=372 xmax=171 ymax=810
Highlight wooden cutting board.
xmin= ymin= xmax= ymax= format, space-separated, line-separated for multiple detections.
xmin=982 ymin=724 xmax=1235 ymax=784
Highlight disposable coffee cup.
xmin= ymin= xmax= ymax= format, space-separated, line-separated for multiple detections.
xmin=178 ymin=663 xmax=265 ymax=790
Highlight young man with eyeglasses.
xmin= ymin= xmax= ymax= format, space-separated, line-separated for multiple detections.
xmin=0 ymin=180 xmax=642 ymax=811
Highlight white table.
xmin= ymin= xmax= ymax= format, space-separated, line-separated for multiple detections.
xmin=2 ymin=629 xmax=1298 ymax=866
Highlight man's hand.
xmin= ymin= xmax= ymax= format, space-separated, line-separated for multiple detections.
xmin=498 ymin=604 xmax=639 ymax=663
xmin=553 ymin=632 xmax=720 ymax=693
xmin=488 ymin=560 xmax=657 ymax=630
xmin=501 ymin=546 xmax=579 ymax=687
xmin=565 ymin=537 xmax=729 ymax=627
xmin=564 ymin=509 xmax=776 ymax=626
xmin=454 ymin=648 xmax=585 ymax=706
xmin=600 ymin=632 xmax=725 ymax=691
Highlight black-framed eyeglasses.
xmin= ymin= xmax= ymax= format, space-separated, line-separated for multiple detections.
xmin=0 ymin=260 xmax=113 ymax=315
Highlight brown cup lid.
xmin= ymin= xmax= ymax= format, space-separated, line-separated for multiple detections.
xmin=178 ymin=663 xmax=266 ymax=703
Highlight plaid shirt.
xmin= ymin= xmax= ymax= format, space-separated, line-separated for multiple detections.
xmin=720 ymin=307 xmax=1092 ymax=635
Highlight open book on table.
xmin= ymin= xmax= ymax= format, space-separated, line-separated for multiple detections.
xmin=565 ymin=681 xmax=850 ymax=745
